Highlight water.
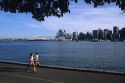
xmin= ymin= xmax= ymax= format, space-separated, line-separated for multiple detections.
xmin=0 ymin=41 xmax=125 ymax=72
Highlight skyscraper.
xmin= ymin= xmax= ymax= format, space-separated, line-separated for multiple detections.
xmin=98 ymin=28 xmax=103 ymax=40
xmin=72 ymin=32 xmax=78 ymax=40
xmin=104 ymin=29 xmax=112 ymax=40
xmin=104 ymin=29 xmax=108 ymax=40
xmin=112 ymin=26 xmax=119 ymax=41
xmin=93 ymin=30 xmax=98 ymax=39
xmin=59 ymin=29 xmax=64 ymax=37
xmin=120 ymin=27 xmax=125 ymax=41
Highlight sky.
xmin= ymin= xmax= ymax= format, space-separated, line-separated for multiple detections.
xmin=0 ymin=1 xmax=125 ymax=38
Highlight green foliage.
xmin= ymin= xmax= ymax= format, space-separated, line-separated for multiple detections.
xmin=0 ymin=0 xmax=125 ymax=21
xmin=85 ymin=0 xmax=125 ymax=10
xmin=78 ymin=32 xmax=86 ymax=40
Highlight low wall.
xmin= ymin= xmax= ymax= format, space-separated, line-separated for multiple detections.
xmin=0 ymin=60 xmax=125 ymax=76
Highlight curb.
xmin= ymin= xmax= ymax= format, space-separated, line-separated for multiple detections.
xmin=0 ymin=60 xmax=125 ymax=76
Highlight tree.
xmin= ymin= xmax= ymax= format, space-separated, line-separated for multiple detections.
xmin=86 ymin=32 xmax=92 ymax=40
xmin=0 ymin=0 xmax=125 ymax=21
xmin=78 ymin=32 xmax=85 ymax=40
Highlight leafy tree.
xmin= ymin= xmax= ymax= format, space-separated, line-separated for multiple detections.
xmin=0 ymin=0 xmax=125 ymax=21
xmin=78 ymin=32 xmax=86 ymax=40
xmin=86 ymin=32 xmax=92 ymax=40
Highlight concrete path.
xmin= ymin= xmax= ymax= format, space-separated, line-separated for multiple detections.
xmin=0 ymin=62 xmax=125 ymax=83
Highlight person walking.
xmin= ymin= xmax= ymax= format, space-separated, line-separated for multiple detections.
xmin=34 ymin=52 xmax=40 ymax=67
xmin=27 ymin=53 xmax=37 ymax=72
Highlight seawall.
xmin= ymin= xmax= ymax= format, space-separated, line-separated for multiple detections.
xmin=0 ymin=60 xmax=125 ymax=76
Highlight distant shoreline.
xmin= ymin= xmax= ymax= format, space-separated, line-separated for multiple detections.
xmin=0 ymin=39 xmax=125 ymax=42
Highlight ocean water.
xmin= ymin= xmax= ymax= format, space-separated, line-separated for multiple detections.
xmin=0 ymin=41 xmax=125 ymax=72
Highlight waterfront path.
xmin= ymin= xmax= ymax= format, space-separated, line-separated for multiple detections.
xmin=0 ymin=61 xmax=125 ymax=83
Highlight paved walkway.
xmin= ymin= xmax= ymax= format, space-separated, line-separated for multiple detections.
xmin=0 ymin=62 xmax=125 ymax=83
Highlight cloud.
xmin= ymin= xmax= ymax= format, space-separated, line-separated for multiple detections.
xmin=1 ymin=1 xmax=125 ymax=37
xmin=25 ymin=5 xmax=125 ymax=34
xmin=8 ymin=3 xmax=125 ymax=32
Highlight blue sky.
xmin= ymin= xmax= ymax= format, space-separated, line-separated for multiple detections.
xmin=0 ymin=1 xmax=125 ymax=38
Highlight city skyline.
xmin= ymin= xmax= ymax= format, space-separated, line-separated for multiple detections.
xmin=0 ymin=1 xmax=125 ymax=38
xmin=56 ymin=26 xmax=125 ymax=41
xmin=1 ymin=26 xmax=125 ymax=42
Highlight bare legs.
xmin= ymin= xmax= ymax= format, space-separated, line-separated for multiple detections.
xmin=27 ymin=63 xmax=36 ymax=72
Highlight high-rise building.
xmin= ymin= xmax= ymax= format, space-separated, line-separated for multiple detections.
xmin=112 ymin=26 xmax=119 ymax=41
xmin=104 ymin=29 xmax=112 ymax=40
xmin=56 ymin=29 xmax=67 ymax=37
xmin=72 ymin=32 xmax=78 ymax=40
xmin=120 ymin=27 xmax=125 ymax=41
xmin=59 ymin=29 xmax=64 ymax=37
xmin=63 ymin=30 xmax=66 ymax=37
xmin=107 ymin=30 xmax=112 ymax=40
xmin=55 ymin=29 xmax=67 ymax=40
xmin=98 ymin=28 xmax=103 ymax=40
xmin=113 ymin=26 xmax=119 ymax=34
xmin=104 ymin=29 xmax=108 ymax=40
xmin=93 ymin=30 xmax=98 ymax=39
